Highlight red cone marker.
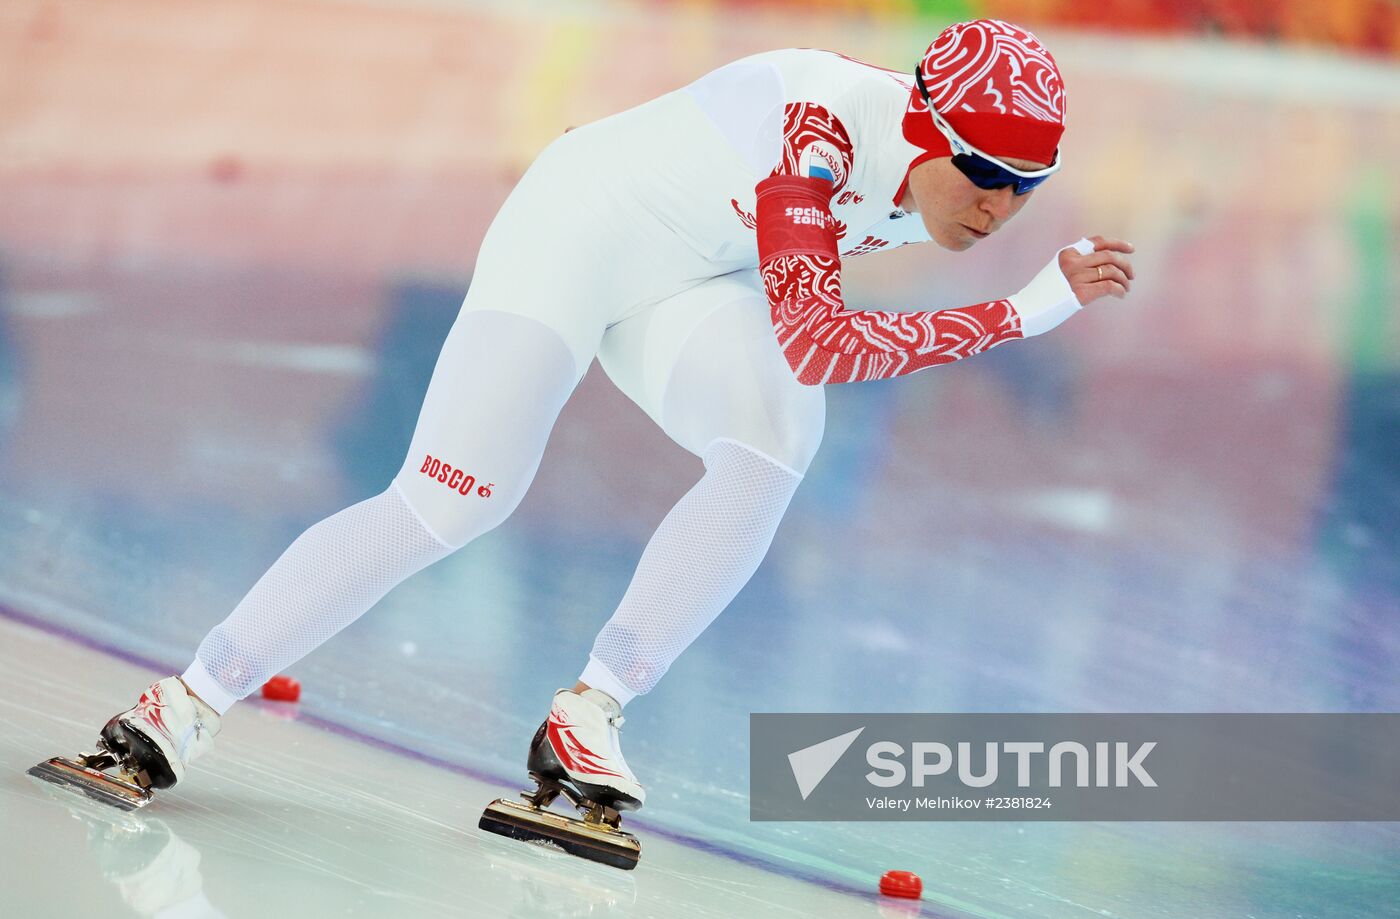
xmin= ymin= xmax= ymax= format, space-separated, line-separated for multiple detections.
xmin=879 ymin=870 xmax=923 ymax=899
xmin=261 ymin=675 xmax=301 ymax=702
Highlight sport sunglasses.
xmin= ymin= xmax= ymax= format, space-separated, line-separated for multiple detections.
xmin=914 ymin=68 xmax=1062 ymax=195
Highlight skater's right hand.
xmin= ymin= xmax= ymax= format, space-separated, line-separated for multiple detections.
xmin=1059 ymin=236 xmax=1135 ymax=305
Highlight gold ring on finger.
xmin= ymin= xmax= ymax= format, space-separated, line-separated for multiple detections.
xmin=1097 ymin=265 xmax=1103 ymax=281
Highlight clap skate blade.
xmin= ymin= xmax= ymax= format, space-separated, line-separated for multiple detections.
xmin=480 ymin=773 xmax=641 ymax=870
xmin=27 ymin=747 xmax=154 ymax=811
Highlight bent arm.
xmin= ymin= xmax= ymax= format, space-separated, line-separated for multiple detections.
xmin=756 ymin=174 xmax=1088 ymax=385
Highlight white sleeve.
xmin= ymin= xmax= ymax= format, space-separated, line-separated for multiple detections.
xmin=683 ymin=59 xmax=785 ymax=176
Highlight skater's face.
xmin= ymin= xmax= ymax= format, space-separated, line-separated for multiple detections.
xmin=903 ymin=155 xmax=1047 ymax=251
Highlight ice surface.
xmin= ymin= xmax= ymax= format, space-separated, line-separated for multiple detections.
xmin=0 ymin=616 xmax=881 ymax=918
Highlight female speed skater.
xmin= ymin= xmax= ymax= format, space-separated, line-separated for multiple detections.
xmin=38 ymin=19 xmax=1134 ymax=862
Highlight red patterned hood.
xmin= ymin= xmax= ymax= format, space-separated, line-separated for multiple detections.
xmin=902 ymin=19 xmax=1066 ymax=168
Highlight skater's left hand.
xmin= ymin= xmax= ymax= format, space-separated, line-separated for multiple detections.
xmin=1060 ymin=236 xmax=1135 ymax=306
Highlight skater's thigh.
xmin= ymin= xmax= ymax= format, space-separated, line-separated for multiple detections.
xmin=399 ymin=166 xmax=625 ymax=545
xmin=463 ymin=214 xmax=613 ymax=376
xmin=460 ymin=131 xmax=641 ymax=374
xmin=394 ymin=308 xmax=582 ymax=546
xmin=598 ymin=271 xmax=825 ymax=472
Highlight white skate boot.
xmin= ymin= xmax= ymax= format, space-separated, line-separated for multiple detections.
xmin=30 ymin=677 xmax=221 ymax=809
xmin=531 ymin=688 xmax=645 ymax=810
xmin=101 ymin=677 xmax=222 ymax=789
xmin=479 ymin=688 xmax=645 ymax=869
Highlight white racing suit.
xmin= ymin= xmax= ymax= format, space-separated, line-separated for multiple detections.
xmin=181 ymin=50 xmax=1086 ymax=716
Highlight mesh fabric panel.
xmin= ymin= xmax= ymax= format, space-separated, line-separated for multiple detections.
xmin=195 ymin=484 xmax=451 ymax=699
xmin=589 ymin=438 xmax=801 ymax=696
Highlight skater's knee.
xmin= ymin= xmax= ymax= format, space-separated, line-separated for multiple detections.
xmin=391 ymin=467 xmax=525 ymax=548
xmin=660 ymin=336 xmax=826 ymax=473
xmin=694 ymin=376 xmax=825 ymax=478
xmin=737 ymin=397 xmax=825 ymax=473
xmin=666 ymin=389 xmax=825 ymax=474
xmin=392 ymin=309 xmax=579 ymax=549
xmin=701 ymin=437 xmax=806 ymax=502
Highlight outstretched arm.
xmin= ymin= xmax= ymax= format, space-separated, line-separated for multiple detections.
xmin=756 ymin=174 xmax=1130 ymax=385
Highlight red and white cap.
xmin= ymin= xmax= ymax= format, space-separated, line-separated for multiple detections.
xmin=902 ymin=19 xmax=1066 ymax=169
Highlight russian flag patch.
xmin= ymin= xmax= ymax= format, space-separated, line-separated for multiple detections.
xmin=798 ymin=140 xmax=843 ymax=187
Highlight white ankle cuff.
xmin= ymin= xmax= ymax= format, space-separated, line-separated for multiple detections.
xmin=579 ymin=656 xmax=638 ymax=708
xmin=180 ymin=658 xmax=240 ymax=716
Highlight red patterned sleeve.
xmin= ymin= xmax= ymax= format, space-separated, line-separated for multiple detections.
xmin=757 ymin=175 xmax=1024 ymax=386
xmin=757 ymin=104 xmax=1024 ymax=385
xmin=773 ymin=102 xmax=853 ymax=195
xmin=761 ymin=102 xmax=1024 ymax=381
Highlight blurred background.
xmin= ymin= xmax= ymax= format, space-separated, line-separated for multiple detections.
xmin=1 ymin=1 xmax=1397 ymax=917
